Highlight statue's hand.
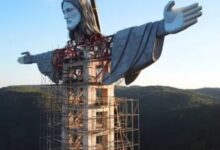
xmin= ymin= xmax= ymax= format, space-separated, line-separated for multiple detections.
xmin=164 ymin=1 xmax=202 ymax=34
xmin=17 ymin=51 xmax=34 ymax=64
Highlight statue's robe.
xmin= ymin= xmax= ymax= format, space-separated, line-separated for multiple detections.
xmin=33 ymin=20 xmax=166 ymax=85
xmin=104 ymin=20 xmax=165 ymax=85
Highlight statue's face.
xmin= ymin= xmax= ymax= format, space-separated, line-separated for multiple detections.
xmin=62 ymin=2 xmax=81 ymax=31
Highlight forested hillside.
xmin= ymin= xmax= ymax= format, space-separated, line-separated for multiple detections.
xmin=116 ymin=86 xmax=220 ymax=150
xmin=0 ymin=86 xmax=41 ymax=150
xmin=0 ymin=85 xmax=220 ymax=150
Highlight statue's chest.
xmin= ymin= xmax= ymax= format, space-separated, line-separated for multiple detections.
xmin=64 ymin=37 xmax=111 ymax=61
xmin=59 ymin=36 xmax=112 ymax=83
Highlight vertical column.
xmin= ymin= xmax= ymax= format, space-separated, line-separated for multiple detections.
xmin=62 ymin=57 xmax=114 ymax=150
xmin=84 ymin=61 xmax=114 ymax=150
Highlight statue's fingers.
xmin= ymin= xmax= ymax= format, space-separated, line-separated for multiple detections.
xmin=183 ymin=6 xmax=202 ymax=17
xmin=183 ymin=19 xmax=198 ymax=30
xmin=21 ymin=51 xmax=30 ymax=56
xmin=184 ymin=11 xmax=202 ymax=22
xmin=182 ymin=3 xmax=199 ymax=13
xmin=165 ymin=1 xmax=175 ymax=12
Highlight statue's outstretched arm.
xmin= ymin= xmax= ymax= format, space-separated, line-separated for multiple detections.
xmin=18 ymin=51 xmax=56 ymax=83
xmin=164 ymin=1 xmax=202 ymax=34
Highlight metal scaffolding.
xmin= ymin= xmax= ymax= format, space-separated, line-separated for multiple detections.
xmin=39 ymin=36 xmax=139 ymax=150
xmin=40 ymin=84 xmax=139 ymax=150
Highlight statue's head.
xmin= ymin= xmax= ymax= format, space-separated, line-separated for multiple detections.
xmin=61 ymin=0 xmax=100 ymax=40
xmin=62 ymin=1 xmax=81 ymax=31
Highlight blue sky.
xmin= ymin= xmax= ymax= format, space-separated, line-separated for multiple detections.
xmin=0 ymin=0 xmax=220 ymax=89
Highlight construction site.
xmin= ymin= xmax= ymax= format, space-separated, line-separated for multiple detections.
xmin=39 ymin=36 xmax=140 ymax=150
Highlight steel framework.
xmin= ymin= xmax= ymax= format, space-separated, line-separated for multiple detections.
xmin=39 ymin=35 xmax=139 ymax=150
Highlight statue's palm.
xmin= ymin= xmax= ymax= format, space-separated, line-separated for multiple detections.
xmin=164 ymin=1 xmax=202 ymax=34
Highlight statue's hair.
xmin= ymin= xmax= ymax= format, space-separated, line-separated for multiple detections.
xmin=61 ymin=0 xmax=101 ymax=40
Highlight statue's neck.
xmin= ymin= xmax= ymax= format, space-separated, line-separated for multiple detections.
xmin=69 ymin=30 xmax=84 ymax=44
xmin=70 ymin=31 xmax=102 ymax=46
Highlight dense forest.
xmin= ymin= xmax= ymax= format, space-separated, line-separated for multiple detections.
xmin=0 ymin=85 xmax=220 ymax=150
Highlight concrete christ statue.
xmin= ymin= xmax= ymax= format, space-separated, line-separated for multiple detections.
xmin=18 ymin=0 xmax=202 ymax=85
